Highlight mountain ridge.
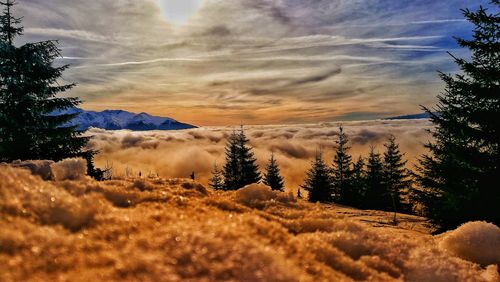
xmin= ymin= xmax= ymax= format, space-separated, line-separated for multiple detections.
xmin=55 ymin=108 xmax=197 ymax=131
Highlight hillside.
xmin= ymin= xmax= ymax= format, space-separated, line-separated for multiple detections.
xmin=1 ymin=159 xmax=499 ymax=282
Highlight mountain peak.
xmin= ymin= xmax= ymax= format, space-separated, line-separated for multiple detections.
xmin=54 ymin=108 xmax=197 ymax=131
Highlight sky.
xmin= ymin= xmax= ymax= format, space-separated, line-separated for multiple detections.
xmin=16 ymin=0 xmax=491 ymax=126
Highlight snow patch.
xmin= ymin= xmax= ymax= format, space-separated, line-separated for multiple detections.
xmin=50 ymin=158 xmax=88 ymax=181
xmin=235 ymin=183 xmax=296 ymax=209
xmin=439 ymin=221 xmax=500 ymax=266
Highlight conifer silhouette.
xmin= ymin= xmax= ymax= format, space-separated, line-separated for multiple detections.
xmin=364 ymin=147 xmax=386 ymax=209
xmin=302 ymin=151 xmax=333 ymax=203
xmin=263 ymin=152 xmax=285 ymax=191
xmin=0 ymin=1 xmax=95 ymax=173
xmin=383 ymin=136 xmax=412 ymax=214
xmin=331 ymin=126 xmax=353 ymax=203
xmin=222 ymin=126 xmax=261 ymax=190
xmin=416 ymin=1 xmax=500 ymax=229
xmin=209 ymin=162 xmax=224 ymax=190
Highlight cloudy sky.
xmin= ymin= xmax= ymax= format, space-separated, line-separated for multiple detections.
xmin=17 ymin=0 xmax=489 ymax=125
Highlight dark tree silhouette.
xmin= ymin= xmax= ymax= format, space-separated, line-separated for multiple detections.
xmin=416 ymin=1 xmax=500 ymax=229
xmin=222 ymin=130 xmax=241 ymax=190
xmin=297 ymin=188 xmax=303 ymax=199
xmin=350 ymin=156 xmax=367 ymax=207
xmin=302 ymin=151 xmax=333 ymax=203
xmin=364 ymin=147 xmax=387 ymax=209
xmin=331 ymin=126 xmax=353 ymax=203
xmin=383 ymin=135 xmax=413 ymax=218
xmin=222 ymin=126 xmax=261 ymax=190
xmin=237 ymin=126 xmax=261 ymax=186
xmin=0 ymin=1 xmax=98 ymax=175
xmin=263 ymin=152 xmax=284 ymax=191
xmin=209 ymin=161 xmax=224 ymax=190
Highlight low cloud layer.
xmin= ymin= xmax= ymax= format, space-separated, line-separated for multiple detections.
xmin=89 ymin=119 xmax=433 ymax=191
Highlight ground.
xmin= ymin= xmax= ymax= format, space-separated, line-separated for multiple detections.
xmin=0 ymin=159 xmax=499 ymax=282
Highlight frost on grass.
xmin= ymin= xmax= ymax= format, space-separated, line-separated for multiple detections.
xmin=0 ymin=165 xmax=499 ymax=282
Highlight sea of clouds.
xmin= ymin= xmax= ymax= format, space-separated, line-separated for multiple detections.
xmin=89 ymin=119 xmax=433 ymax=191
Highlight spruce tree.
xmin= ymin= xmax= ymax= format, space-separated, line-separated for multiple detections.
xmin=222 ymin=130 xmax=241 ymax=190
xmin=364 ymin=147 xmax=387 ymax=209
xmin=350 ymin=156 xmax=367 ymax=207
xmin=222 ymin=126 xmax=261 ymax=190
xmin=302 ymin=151 xmax=333 ymax=203
xmin=331 ymin=126 xmax=353 ymax=203
xmin=416 ymin=1 xmax=500 ymax=229
xmin=209 ymin=162 xmax=224 ymax=190
xmin=237 ymin=126 xmax=261 ymax=186
xmin=383 ymin=135 xmax=412 ymax=214
xmin=0 ymin=0 xmax=91 ymax=164
xmin=263 ymin=152 xmax=285 ymax=191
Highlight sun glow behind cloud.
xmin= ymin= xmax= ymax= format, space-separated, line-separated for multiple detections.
xmin=158 ymin=0 xmax=203 ymax=24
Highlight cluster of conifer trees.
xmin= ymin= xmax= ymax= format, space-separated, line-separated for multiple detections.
xmin=209 ymin=126 xmax=285 ymax=192
xmin=210 ymin=125 xmax=413 ymax=215
xmin=301 ymin=127 xmax=413 ymax=214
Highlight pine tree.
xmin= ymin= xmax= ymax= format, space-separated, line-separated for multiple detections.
xmin=222 ymin=130 xmax=241 ymax=190
xmin=209 ymin=162 xmax=224 ymax=190
xmin=416 ymin=1 xmax=500 ymax=229
xmin=302 ymin=151 xmax=333 ymax=203
xmin=0 ymin=1 xmax=92 ymax=164
xmin=237 ymin=126 xmax=261 ymax=186
xmin=222 ymin=126 xmax=261 ymax=190
xmin=263 ymin=152 xmax=284 ymax=191
xmin=350 ymin=156 xmax=367 ymax=207
xmin=383 ymin=135 xmax=412 ymax=215
xmin=364 ymin=147 xmax=387 ymax=209
xmin=331 ymin=126 xmax=353 ymax=203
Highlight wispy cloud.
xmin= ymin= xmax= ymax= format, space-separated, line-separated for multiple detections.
xmin=16 ymin=0 xmax=493 ymax=125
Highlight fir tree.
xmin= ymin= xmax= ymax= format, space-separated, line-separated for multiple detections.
xmin=222 ymin=126 xmax=261 ymax=190
xmin=416 ymin=1 xmax=500 ymax=229
xmin=302 ymin=151 xmax=333 ymax=203
xmin=222 ymin=130 xmax=241 ymax=190
xmin=331 ymin=126 xmax=353 ymax=203
xmin=209 ymin=162 xmax=224 ymax=190
xmin=0 ymin=1 xmax=92 ymax=165
xmin=383 ymin=135 xmax=413 ymax=215
xmin=263 ymin=152 xmax=284 ymax=191
xmin=350 ymin=156 xmax=367 ymax=207
xmin=364 ymin=147 xmax=387 ymax=209
xmin=236 ymin=126 xmax=261 ymax=186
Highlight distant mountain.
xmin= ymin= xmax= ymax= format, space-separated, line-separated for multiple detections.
xmin=53 ymin=108 xmax=197 ymax=131
xmin=386 ymin=112 xmax=438 ymax=120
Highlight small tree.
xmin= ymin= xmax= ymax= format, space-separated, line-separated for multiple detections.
xmin=222 ymin=130 xmax=241 ymax=190
xmin=416 ymin=1 xmax=500 ymax=229
xmin=209 ymin=161 xmax=224 ymax=190
xmin=222 ymin=126 xmax=261 ymax=190
xmin=364 ymin=147 xmax=387 ymax=209
xmin=237 ymin=126 xmax=261 ymax=186
xmin=332 ymin=126 xmax=353 ymax=203
xmin=263 ymin=152 xmax=285 ymax=191
xmin=383 ymin=136 xmax=412 ymax=215
xmin=350 ymin=156 xmax=367 ymax=207
xmin=302 ymin=151 xmax=333 ymax=203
